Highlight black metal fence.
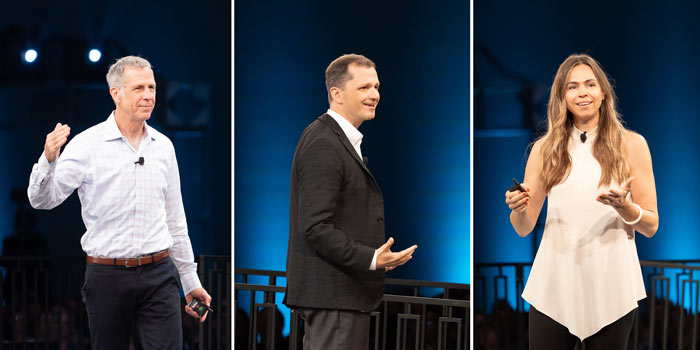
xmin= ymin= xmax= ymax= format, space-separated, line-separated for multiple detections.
xmin=0 ymin=255 xmax=231 ymax=350
xmin=474 ymin=260 xmax=700 ymax=350
xmin=234 ymin=268 xmax=470 ymax=350
xmin=195 ymin=255 xmax=232 ymax=350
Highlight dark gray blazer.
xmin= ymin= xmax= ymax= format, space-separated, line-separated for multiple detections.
xmin=284 ymin=113 xmax=385 ymax=312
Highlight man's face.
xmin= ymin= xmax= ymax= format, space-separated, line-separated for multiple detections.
xmin=112 ymin=66 xmax=156 ymax=122
xmin=335 ymin=64 xmax=380 ymax=127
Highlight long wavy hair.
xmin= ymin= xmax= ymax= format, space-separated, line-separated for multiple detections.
xmin=538 ymin=54 xmax=629 ymax=193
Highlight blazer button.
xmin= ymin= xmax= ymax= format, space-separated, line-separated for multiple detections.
xmin=377 ymin=217 xmax=384 ymax=224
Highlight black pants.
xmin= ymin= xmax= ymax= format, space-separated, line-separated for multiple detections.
xmin=300 ymin=308 xmax=370 ymax=350
xmin=82 ymin=257 xmax=182 ymax=350
xmin=529 ymin=306 xmax=637 ymax=350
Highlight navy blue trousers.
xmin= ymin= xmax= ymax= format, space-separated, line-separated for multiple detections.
xmin=82 ymin=257 xmax=182 ymax=350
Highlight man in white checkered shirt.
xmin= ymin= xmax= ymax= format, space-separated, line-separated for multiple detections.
xmin=27 ymin=55 xmax=211 ymax=349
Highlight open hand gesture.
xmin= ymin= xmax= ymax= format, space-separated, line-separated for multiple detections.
xmin=596 ymin=177 xmax=634 ymax=208
xmin=376 ymin=237 xmax=417 ymax=272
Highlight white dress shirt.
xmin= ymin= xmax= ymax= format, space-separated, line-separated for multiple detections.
xmin=327 ymin=109 xmax=363 ymax=159
xmin=326 ymin=109 xmax=380 ymax=271
xmin=28 ymin=112 xmax=201 ymax=295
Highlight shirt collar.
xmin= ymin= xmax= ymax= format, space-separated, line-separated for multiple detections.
xmin=103 ymin=111 xmax=157 ymax=143
xmin=326 ymin=109 xmax=363 ymax=148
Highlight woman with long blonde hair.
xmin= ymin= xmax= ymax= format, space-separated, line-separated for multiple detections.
xmin=504 ymin=54 xmax=658 ymax=349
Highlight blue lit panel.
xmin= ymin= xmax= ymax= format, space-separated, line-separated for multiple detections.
xmin=235 ymin=0 xmax=469 ymax=337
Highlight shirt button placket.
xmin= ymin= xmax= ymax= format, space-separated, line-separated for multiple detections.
xmin=135 ymin=158 xmax=144 ymax=253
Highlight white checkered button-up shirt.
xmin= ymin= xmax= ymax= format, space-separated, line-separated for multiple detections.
xmin=28 ymin=112 xmax=202 ymax=295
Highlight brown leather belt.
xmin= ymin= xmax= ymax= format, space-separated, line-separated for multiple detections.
xmin=86 ymin=250 xmax=169 ymax=267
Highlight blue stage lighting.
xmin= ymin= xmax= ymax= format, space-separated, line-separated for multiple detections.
xmin=24 ymin=49 xmax=38 ymax=63
xmin=88 ymin=49 xmax=102 ymax=63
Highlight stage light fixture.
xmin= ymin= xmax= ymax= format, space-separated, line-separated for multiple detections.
xmin=88 ymin=48 xmax=101 ymax=62
xmin=23 ymin=49 xmax=38 ymax=63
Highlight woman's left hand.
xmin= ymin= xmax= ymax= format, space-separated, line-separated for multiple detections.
xmin=596 ymin=176 xmax=635 ymax=208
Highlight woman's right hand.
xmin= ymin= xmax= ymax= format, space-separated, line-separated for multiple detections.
xmin=505 ymin=184 xmax=530 ymax=213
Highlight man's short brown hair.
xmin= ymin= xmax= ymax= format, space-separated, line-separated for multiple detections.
xmin=325 ymin=54 xmax=376 ymax=104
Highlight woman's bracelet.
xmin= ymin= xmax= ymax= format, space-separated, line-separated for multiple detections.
xmin=622 ymin=202 xmax=643 ymax=225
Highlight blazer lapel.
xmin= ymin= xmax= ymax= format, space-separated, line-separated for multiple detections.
xmin=318 ymin=114 xmax=373 ymax=175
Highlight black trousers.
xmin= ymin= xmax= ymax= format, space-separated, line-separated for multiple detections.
xmin=300 ymin=308 xmax=370 ymax=350
xmin=82 ymin=257 xmax=182 ymax=350
xmin=529 ymin=306 xmax=637 ymax=350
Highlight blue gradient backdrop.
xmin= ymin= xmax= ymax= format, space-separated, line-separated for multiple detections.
xmin=475 ymin=0 xmax=700 ymax=312
xmin=235 ymin=0 xmax=469 ymax=336
xmin=0 ymin=1 xmax=230 ymax=260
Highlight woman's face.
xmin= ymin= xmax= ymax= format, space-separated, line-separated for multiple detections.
xmin=564 ymin=64 xmax=605 ymax=123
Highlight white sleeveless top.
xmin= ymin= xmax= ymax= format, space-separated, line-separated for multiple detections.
xmin=521 ymin=126 xmax=646 ymax=341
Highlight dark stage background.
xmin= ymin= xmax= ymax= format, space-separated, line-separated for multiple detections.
xmin=234 ymin=0 xmax=469 ymax=336
xmin=0 ymin=2 xmax=231 ymax=260
xmin=475 ymin=0 xmax=697 ymax=313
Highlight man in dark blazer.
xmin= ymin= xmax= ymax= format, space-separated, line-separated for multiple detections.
xmin=284 ymin=54 xmax=418 ymax=349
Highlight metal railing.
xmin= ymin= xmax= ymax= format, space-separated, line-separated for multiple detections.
xmin=234 ymin=268 xmax=470 ymax=350
xmin=0 ymin=255 xmax=231 ymax=350
xmin=474 ymin=260 xmax=700 ymax=350
xmin=195 ymin=255 xmax=232 ymax=350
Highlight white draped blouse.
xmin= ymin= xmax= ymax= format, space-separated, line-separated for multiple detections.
xmin=521 ymin=126 xmax=646 ymax=341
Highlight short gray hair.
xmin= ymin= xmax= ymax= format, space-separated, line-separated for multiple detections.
xmin=106 ymin=56 xmax=152 ymax=89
